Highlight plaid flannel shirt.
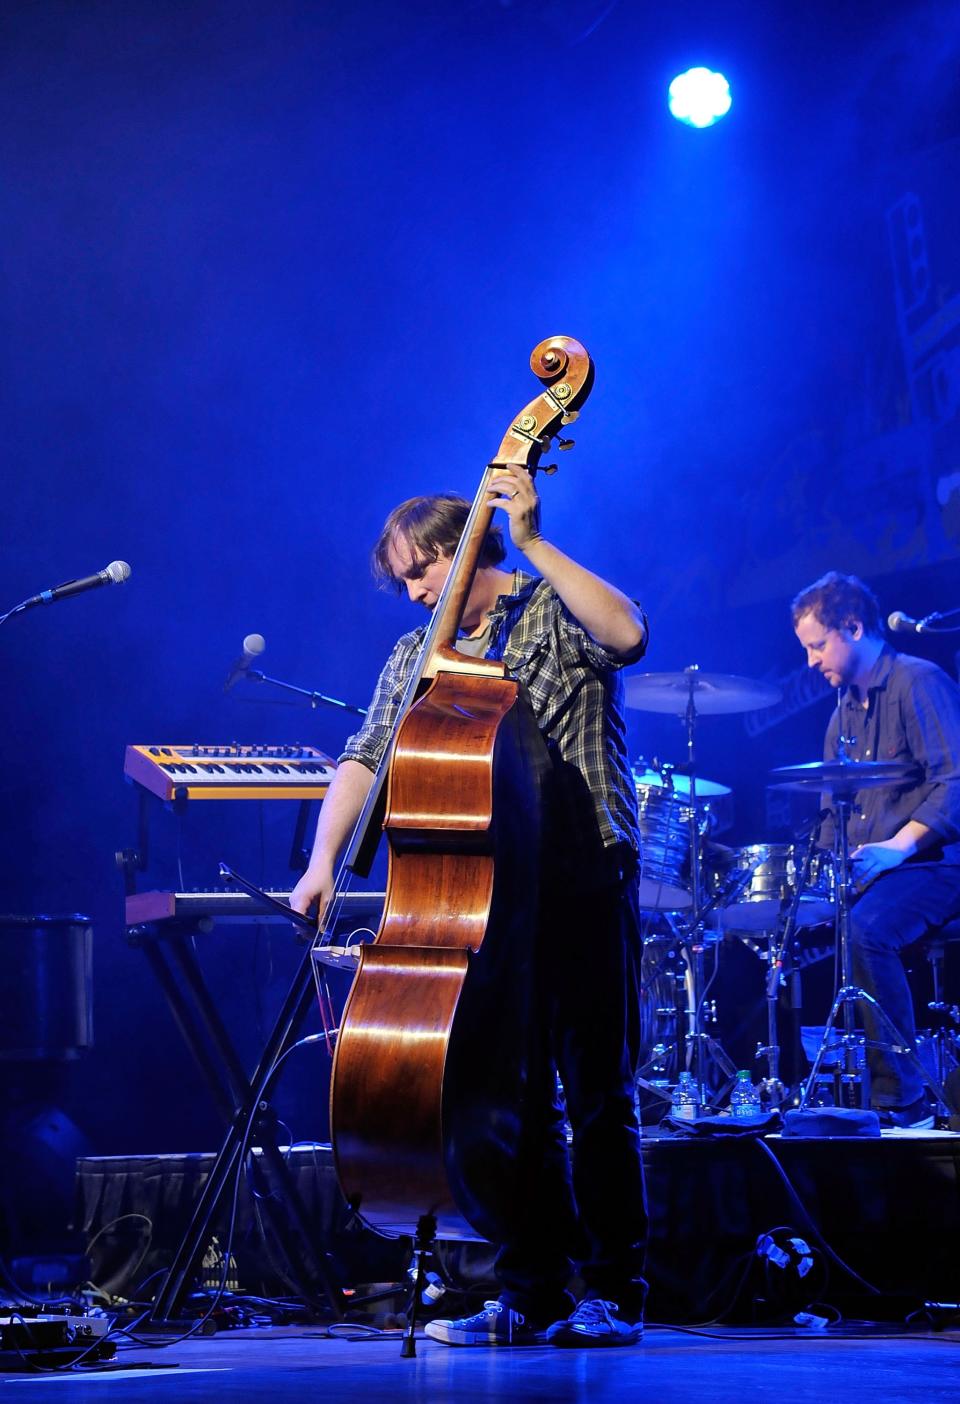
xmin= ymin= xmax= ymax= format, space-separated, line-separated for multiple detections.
xmin=341 ymin=571 xmax=646 ymax=886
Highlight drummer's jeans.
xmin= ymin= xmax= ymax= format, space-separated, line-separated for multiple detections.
xmin=851 ymin=862 xmax=960 ymax=1109
xmin=494 ymin=872 xmax=649 ymax=1326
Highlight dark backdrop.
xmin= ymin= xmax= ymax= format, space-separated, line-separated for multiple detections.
xmin=1 ymin=0 xmax=958 ymax=1163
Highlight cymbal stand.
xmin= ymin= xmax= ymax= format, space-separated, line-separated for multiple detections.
xmin=684 ymin=673 xmax=706 ymax=1102
xmin=678 ymin=667 xmax=736 ymax=1110
xmin=799 ymin=792 xmax=949 ymax=1112
xmin=757 ymin=818 xmax=827 ymax=1107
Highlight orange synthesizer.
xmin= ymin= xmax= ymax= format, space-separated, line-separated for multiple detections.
xmin=123 ymin=743 xmax=337 ymax=803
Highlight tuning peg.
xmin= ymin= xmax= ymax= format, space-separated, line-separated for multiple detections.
xmin=541 ymin=464 xmax=559 ymax=475
xmin=560 ymin=411 xmax=579 ymax=425
xmin=557 ymin=438 xmax=575 ymax=451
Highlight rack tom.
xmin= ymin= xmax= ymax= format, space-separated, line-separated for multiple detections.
xmin=635 ymin=782 xmax=700 ymax=910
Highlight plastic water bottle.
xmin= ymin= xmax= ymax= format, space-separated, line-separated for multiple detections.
xmin=729 ymin=1069 xmax=762 ymax=1118
xmin=671 ymin=1071 xmax=701 ymax=1121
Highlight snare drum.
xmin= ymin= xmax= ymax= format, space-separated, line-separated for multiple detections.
xmin=719 ymin=843 xmax=835 ymax=932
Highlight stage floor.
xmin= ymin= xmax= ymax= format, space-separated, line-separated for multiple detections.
xmin=5 ymin=1130 xmax=959 ymax=1393
xmin=6 ymin=1322 xmax=960 ymax=1401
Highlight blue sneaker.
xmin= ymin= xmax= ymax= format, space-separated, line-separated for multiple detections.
xmin=424 ymin=1300 xmax=547 ymax=1346
xmin=546 ymin=1297 xmax=643 ymax=1347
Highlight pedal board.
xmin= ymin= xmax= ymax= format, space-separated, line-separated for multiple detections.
xmin=0 ymin=1311 xmax=114 ymax=1368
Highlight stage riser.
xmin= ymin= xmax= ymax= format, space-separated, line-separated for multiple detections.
xmin=76 ymin=1135 xmax=958 ymax=1320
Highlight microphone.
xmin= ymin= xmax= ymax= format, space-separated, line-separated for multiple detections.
xmin=224 ymin=633 xmax=266 ymax=691
xmin=887 ymin=610 xmax=941 ymax=634
xmin=20 ymin=560 xmax=131 ymax=611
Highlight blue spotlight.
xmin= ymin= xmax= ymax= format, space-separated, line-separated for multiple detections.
xmin=668 ymin=67 xmax=732 ymax=128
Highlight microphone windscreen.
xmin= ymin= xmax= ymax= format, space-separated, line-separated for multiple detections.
xmin=106 ymin=560 xmax=132 ymax=585
xmin=242 ymin=632 xmax=266 ymax=657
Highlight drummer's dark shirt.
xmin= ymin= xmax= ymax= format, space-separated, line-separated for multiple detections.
xmin=821 ymin=645 xmax=960 ymax=864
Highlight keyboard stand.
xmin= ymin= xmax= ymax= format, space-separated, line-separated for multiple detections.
xmin=128 ymin=916 xmax=346 ymax=1325
xmin=116 ymin=758 xmax=375 ymax=1325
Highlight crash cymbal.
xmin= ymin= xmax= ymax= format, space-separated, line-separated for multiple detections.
xmin=768 ymin=760 xmax=920 ymax=796
xmin=624 ymin=669 xmax=782 ymax=715
xmin=632 ymin=765 xmax=731 ymax=798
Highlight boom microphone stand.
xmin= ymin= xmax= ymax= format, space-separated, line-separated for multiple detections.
xmin=245 ymin=668 xmax=368 ymax=716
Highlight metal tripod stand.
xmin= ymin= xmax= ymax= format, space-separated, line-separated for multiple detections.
xmin=752 ymin=816 xmax=829 ymax=1108
xmin=799 ymin=787 xmax=949 ymax=1111
xmin=624 ymin=666 xmax=785 ymax=1115
xmin=676 ymin=671 xmax=741 ymax=1111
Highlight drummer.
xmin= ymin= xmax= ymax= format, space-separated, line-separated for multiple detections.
xmin=792 ymin=570 xmax=960 ymax=1128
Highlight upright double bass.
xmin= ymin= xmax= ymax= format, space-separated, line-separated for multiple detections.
xmin=318 ymin=337 xmax=595 ymax=1245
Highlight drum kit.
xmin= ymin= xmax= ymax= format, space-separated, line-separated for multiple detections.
xmin=626 ymin=666 xmax=943 ymax=1117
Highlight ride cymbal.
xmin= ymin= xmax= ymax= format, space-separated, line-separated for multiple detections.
xmin=768 ymin=759 xmax=920 ymax=795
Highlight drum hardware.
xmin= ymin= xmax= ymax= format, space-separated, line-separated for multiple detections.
xmin=636 ymin=922 xmax=735 ymax=1120
xmin=708 ymin=918 xmax=852 ymax=1103
xmin=627 ymin=668 xmax=785 ymax=1114
xmin=750 ymin=814 xmax=831 ymax=1109
xmin=708 ymin=813 xmax=843 ymax=1107
xmin=769 ymin=759 xmax=952 ymax=1115
xmin=637 ymin=922 xmax=687 ymax=1115
xmin=679 ymin=675 xmax=720 ymax=1108
xmin=685 ymin=865 xmax=762 ymax=1109
xmin=914 ymin=939 xmax=960 ymax=1105
xmin=637 ymin=826 xmax=827 ymax=1112
xmin=634 ymin=783 xmax=703 ymax=912
xmin=633 ymin=758 xmax=731 ymax=911
xmin=628 ymin=667 xmax=776 ymax=1110
xmin=687 ymin=935 xmax=740 ymax=1109
xmin=638 ymin=1039 xmax=674 ymax=1113
xmin=716 ymin=843 xmax=835 ymax=934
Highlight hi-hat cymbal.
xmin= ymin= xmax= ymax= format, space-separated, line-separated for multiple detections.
xmin=633 ymin=766 xmax=731 ymax=797
xmin=768 ymin=760 xmax=920 ymax=796
xmin=624 ymin=670 xmax=782 ymax=715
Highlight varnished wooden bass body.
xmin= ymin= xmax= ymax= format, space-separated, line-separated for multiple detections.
xmin=326 ymin=337 xmax=595 ymax=1240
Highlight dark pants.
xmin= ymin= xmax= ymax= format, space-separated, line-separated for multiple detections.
xmin=495 ymin=871 xmax=648 ymax=1325
xmin=850 ymin=862 xmax=960 ymax=1108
